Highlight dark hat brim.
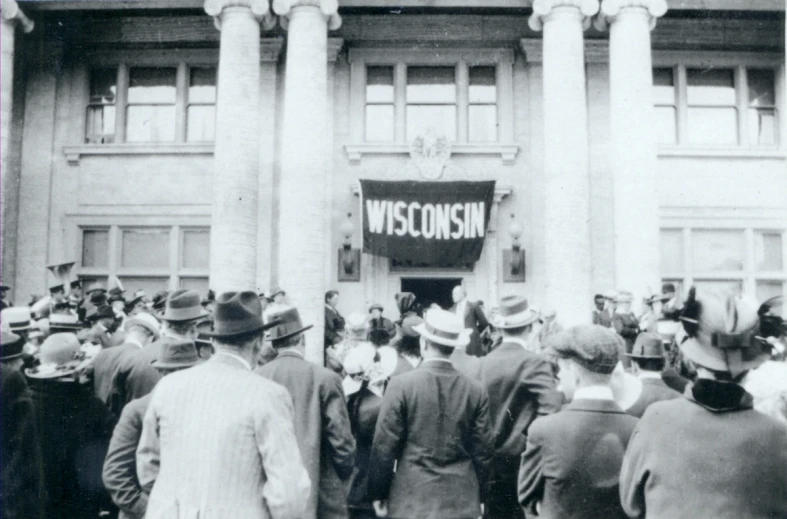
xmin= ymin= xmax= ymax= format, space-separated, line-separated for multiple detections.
xmin=203 ymin=319 xmax=280 ymax=339
xmin=269 ymin=324 xmax=314 ymax=344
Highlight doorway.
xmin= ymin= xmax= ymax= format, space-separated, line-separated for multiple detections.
xmin=401 ymin=277 xmax=463 ymax=312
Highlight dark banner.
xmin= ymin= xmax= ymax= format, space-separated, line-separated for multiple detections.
xmin=360 ymin=180 xmax=495 ymax=266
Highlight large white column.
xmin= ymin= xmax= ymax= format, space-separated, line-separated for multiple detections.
xmin=274 ymin=0 xmax=340 ymax=364
xmin=598 ymin=0 xmax=667 ymax=308
xmin=529 ymin=0 xmax=597 ymax=326
xmin=204 ymin=0 xmax=273 ymax=292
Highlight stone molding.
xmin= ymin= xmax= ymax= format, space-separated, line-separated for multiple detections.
xmin=528 ymin=0 xmax=599 ymax=31
xmin=595 ymin=0 xmax=668 ymax=30
xmin=273 ymin=0 xmax=341 ymax=30
xmin=1 ymin=0 xmax=34 ymax=33
xmin=519 ymin=39 xmax=542 ymax=64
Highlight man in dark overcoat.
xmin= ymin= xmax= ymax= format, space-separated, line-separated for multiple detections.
xmin=620 ymin=288 xmax=787 ymax=518
xmin=624 ymin=332 xmax=680 ymax=418
xmin=325 ymin=289 xmax=345 ymax=348
xmin=450 ymin=285 xmax=490 ymax=357
xmin=367 ymin=308 xmax=494 ymax=519
xmin=256 ymin=307 xmax=356 ymax=519
xmin=479 ymin=295 xmax=562 ymax=519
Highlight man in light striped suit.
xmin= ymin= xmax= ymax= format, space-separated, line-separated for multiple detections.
xmin=136 ymin=291 xmax=310 ymax=519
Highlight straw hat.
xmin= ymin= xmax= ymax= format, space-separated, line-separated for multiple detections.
xmin=25 ymin=333 xmax=84 ymax=379
xmin=413 ymin=308 xmax=471 ymax=349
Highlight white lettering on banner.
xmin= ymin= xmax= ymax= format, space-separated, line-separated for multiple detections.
xmin=365 ymin=200 xmax=486 ymax=239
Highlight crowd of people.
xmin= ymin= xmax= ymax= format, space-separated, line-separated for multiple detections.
xmin=1 ymin=271 xmax=787 ymax=519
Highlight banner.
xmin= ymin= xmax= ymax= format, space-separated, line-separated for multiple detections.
xmin=360 ymin=180 xmax=495 ymax=266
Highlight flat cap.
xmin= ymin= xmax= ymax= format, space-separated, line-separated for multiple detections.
xmin=545 ymin=324 xmax=622 ymax=374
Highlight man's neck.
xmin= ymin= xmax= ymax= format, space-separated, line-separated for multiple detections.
xmin=277 ymin=346 xmax=305 ymax=358
xmin=125 ymin=334 xmax=145 ymax=349
xmin=214 ymin=348 xmax=253 ymax=370
xmin=573 ymin=384 xmax=614 ymax=401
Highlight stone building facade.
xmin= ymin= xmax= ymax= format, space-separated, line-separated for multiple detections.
xmin=1 ymin=0 xmax=785 ymax=362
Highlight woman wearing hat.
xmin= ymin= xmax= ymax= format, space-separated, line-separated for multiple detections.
xmin=394 ymin=292 xmax=420 ymax=325
xmin=367 ymin=303 xmax=395 ymax=346
xmin=612 ymin=291 xmax=640 ymax=368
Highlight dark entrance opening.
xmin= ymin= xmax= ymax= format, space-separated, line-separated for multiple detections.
xmin=401 ymin=278 xmax=462 ymax=312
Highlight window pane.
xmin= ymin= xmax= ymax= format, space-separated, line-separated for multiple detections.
xmin=687 ymin=69 xmax=735 ymax=106
xmin=469 ymin=66 xmax=496 ymax=103
xmin=756 ymin=281 xmax=783 ymax=306
xmin=655 ymin=106 xmax=677 ymax=145
xmin=120 ymin=277 xmax=170 ymax=296
xmin=687 ymin=107 xmax=737 ymax=144
xmin=660 ymin=229 xmax=684 ymax=273
xmin=189 ymin=67 xmax=216 ymax=104
xmin=126 ymin=105 xmax=177 ymax=142
xmin=407 ymin=67 xmax=456 ymax=104
xmin=121 ymin=229 xmax=170 ymax=268
xmin=692 ymin=230 xmax=744 ymax=272
xmin=748 ymin=108 xmax=778 ymax=146
xmin=406 ymin=105 xmax=457 ymax=141
xmin=182 ymin=229 xmax=210 ymax=269
xmin=366 ymin=66 xmax=394 ymax=103
xmin=748 ymin=68 xmax=776 ymax=107
xmin=89 ymin=68 xmax=117 ymax=105
xmin=365 ymin=105 xmax=395 ymax=142
xmin=693 ymin=279 xmax=743 ymax=297
xmin=187 ymin=105 xmax=216 ymax=142
xmin=755 ymin=232 xmax=783 ymax=271
xmin=82 ymin=230 xmax=109 ymax=268
xmin=128 ymin=67 xmax=177 ymax=104
xmin=86 ymin=105 xmax=116 ymax=144
xmin=469 ymin=105 xmax=497 ymax=142
xmin=652 ymin=68 xmax=675 ymax=105
xmin=180 ymin=277 xmax=210 ymax=295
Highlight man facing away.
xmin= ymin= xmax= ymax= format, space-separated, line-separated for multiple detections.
xmin=623 ymin=332 xmax=680 ymax=418
xmin=256 ymin=307 xmax=356 ymax=519
xmin=480 ymin=295 xmax=562 ymax=519
xmin=368 ymin=308 xmax=494 ymax=519
xmin=136 ymin=291 xmax=310 ymax=519
xmin=518 ymin=325 xmax=639 ymax=519
xmin=450 ymin=285 xmax=490 ymax=357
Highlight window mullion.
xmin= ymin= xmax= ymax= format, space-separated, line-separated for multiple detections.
xmin=497 ymin=58 xmax=513 ymax=143
xmin=115 ymin=64 xmax=129 ymax=144
xmin=456 ymin=60 xmax=469 ymax=143
xmin=676 ymin=65 xmax=688 ymax=145
xmin=394 ymin=62 xmax=407 ymax=143
xmin=735 ymin=65 xmax=748 ymax=147
xmin=350 ymin=59 xmax=366 ymax=142
xmin=176 ymin=62 xmax=188 ymax=143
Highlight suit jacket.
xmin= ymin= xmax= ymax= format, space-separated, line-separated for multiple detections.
xmin=93 ymin=342 xmax=139 ymax=407
xmin=518 ymin=398 xmax=638 ymax=519
xmin=346 ymin=387 xmax=384 ymax=512
xmin=1 ymin=366 xmax=44 ymax=519
xmin=450 ymin=301 xmax=490 ymax=357
xmin=137 ymin=354 xmax=310 ymax=519
xmin=625 ymin=377 xmax=680 ymax=418
xmin=451 ymin=347 xmax=482 ymax=380
xmin=368 ymin=359 xmax=494 ymax=519
xmin=612 ymin=313 xmax=640 ymax=350
xmin=620 ymin=390 xmax=787 ymax=519
xmin=256 ymin=351 xmax=356 ymax=519
xmin=325 ymin=305 xmax=345 ymax=347
xmin=390 ymin=354 xmax=416 ymax=378
xmin=103 ymin=394 xmax=151 ymax=519
xmin=112 ymin=342 xmax=162 ymax=416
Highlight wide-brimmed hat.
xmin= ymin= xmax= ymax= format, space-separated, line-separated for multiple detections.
xmin=270 ymin=287 xmax=286 ymax=298
xmin=48 ymin=313 xmax=82 ymax=332
xmin=615 ymin=291 xmax=634 ymax=303
xmin=267 ymin=307 xmax=313 ymax=344
xmin=414 ymin=308 xmax=471 ymax=349
xmin=125 ymin=312 xmax=161 ymax=340
xmin=157 ymin=290 xmax=207 ymax=322
xmin=0 ymin=285 xmax=9 ymax=292
xmin=604 ymin=290 xmax=618 ymax=301
xmin=369 ymin=303 xmax=384 ymax=313
xmin=127 ymin=289 xmax=148 ymax=308
xmin=25 ymin=333 xmax=84 ymax=379
xmin=150 ymin=338 xmax=200 ymax=369
xmin=85 ymin=281 xmax=106 ymax=295
xmin=204 ymin=291 xmax=278 ymax=339
xmin=492 ymin=295 xmax=539 ymax=329
xmin=628 ymin=332 xmax=665 ymax=359
xmin=1 ymin=330 xmax=24 ymax=361
xmin=645 ymin=293 xmax=670 ymax=305
xmin=150 ymin=291 xmax=169 ymax=311
xmin=544 ymin=325 xmax=622 ymax=375
xmin=1 ymin=307 xmax=32 ymax=332
xmin=344 ymin=312 xmax=368 ymax=339
xmin=342 ymin=343 xmax=377 ymax=395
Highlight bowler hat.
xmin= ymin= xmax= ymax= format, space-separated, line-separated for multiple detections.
xmin=267 ymin=307 xmax=313 ymax=344
xmin=25 ymin=333 xmax=83 ymax=379
xmin=1 ymin=307 xmax=32 ymax=332
xmin=205 ymin=291 xmax=278 ymax=339
xmin=413 ymin=308 xmax=471 ymax=349
xmin=545 ymin=325 xmax=622 ymax=374
xmin=151 ymin=338 xmax=200 ymax=369
xmin=1 ymin=331 xmax=24 ymax=361
xmin=492 ymin=295 xmax=539 ymax=329
xmin=157 ymin=290 xmax=207 ymax=322
xmin=628 ymin=332 xmax=666 ymax=359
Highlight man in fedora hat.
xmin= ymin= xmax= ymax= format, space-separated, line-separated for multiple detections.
xmin=368 ymin=308 xmax=494 ymax=519
xmin=478 ymin=295 xmax=561 ymax=519
xmin=0 ymin=284 xmax=12 ymax=310
xmin=623 ymin=332 xmax=680 ymax=418
xmin=324 ymin=289 xmax=345 ymax=348
xmin=388 ymin=314 xmax=423 ymax=377
xmin=256 ymin=307 xmax=355 ymax=519
xmin=137 ymin=291 xmax=309 ymax=519
xmin=519 ymin=325 xmax=638 ymax=519
xmin=81 ymin=304 xmax=119 ymax=349
xmin=124 ymin=289 xmax=148 ymax=317
xmin=612 ymin=290 xmax=640 ymax=368
xmin=103 ymin=338 xmax=199 ymax=519
xmin=263 ymin=287 xmax=290 ymax=322
xmin=450 ymin=285 xmax=491 ymax=357
xmin=620 ymin=288 xmax=787 ymax=518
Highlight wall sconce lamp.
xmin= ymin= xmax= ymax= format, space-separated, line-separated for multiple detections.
xmin=503 ymin=213 xmax=526 ymax=282
xmin=338 ymin=212 xmax=361 ymax=282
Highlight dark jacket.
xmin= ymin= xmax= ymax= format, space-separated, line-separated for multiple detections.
xmin=620 ymin=380 xmax=787 ymax=519
xmin=1 ymin=366 xmax=44 ymax=519
xmin=26 ymin=374 xmax=116 ymax=519
xmin=660 ymin=366 xmax=690 ymax=394
xmin=450 ymin=301 xmax=490 ymax=357
xmin=625 ymin=376 xmax=681 ymax=418
xmin=346 ymin=386 xmax=384 ymax=513
xmin=519 ymin=398 xmax=639 ymax=519
xmin=368 ymin=359 xmax=494 ymax=519
xmin=103 ymin=394 xmax=152 ymax=519
xmin=325 ymin=305 xmax=345 ymax=347
xmin=256 ymin=350 xmax=356 ymax=519
xmin=111 ymin=342 xmax=162 ymax=416
xmin=92 ymin=342 xmax=137 ymax=407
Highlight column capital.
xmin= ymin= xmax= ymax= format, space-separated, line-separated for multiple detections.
xmin=595 ymin=0 xmax=668 ymax=31
xmin=273 ymin=0 xmax=341 ymax=31
xmin=528 ymin=0 xmax=599 ymax=32
xmin=1 ymin=0 xmax=34 ymax=33
xmin=204 ymin=0 xmax=276 ymax=30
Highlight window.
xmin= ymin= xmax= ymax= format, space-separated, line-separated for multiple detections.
xmin=86 ymin=65 xmax=217 ymax=145
xmin=660 ymin=227 xmax=786 ymax=312
xmin=78 ymin=225 xmax=210 ymax=296
xmin=652 ymin=62 xmax=781 ymax=147
xmin=469 ymin=66 xmax=497 ymax=142
xmin=365 ymin=66 xmax=395 ymax=142
xmin=406 ymin=66 xmax=457 ymax=141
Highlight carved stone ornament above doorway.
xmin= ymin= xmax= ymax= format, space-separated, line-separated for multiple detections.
xmin=409 ymin=130 xmax=452 ymax=180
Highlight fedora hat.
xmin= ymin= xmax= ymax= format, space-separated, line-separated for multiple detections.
xmin=127 ymin=289 xmax=147 ymax=307
xmin=205 ymin=291 xmax=278 ymax=339
xmin=125 ymin=312 xmax=161 ymax=340
xmin=157 ymin=290 xmax=207 ymax=322
xmin=414 ymin=308 xmax=471 ymax=349
xmin=267 ymin=307 xmax=313 ymax=344
xmin=150 ymin=338 xmax=200 ymax=369
xmin=1 ymin=307 xmax=32 ymax=332
xmin=85 ymin=281 xmax=106 ymax=295
xmin=628 ymin=332 xmax=666 ymax=359
xmin=344 ymin=312 xmax=368 ymax=339
xmin=25 ymin=333 xmax=84 ymax=379
xmin=492 ymin=295 xmax=539 ymax=329
xmin=1 ymin=330 xmax=24 ymax=361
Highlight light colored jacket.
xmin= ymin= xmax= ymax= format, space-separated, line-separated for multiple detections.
xmin=136 ymin=353 xmax=310 ymax=519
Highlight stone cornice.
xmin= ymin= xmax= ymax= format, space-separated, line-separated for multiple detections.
xmin=519 ymin=39 xmax=542 ymax=64
xmin=595 ymin=0 xmax=668 ymax=31
xmin=1 ymin=0 xmax=34 ymax=33
xmin=260 ymin=38 xmax=284 ymax=62
xmin=528 ymin=0 xmax=599 ymax=32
